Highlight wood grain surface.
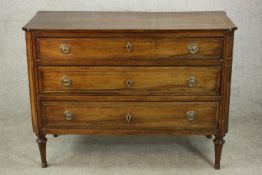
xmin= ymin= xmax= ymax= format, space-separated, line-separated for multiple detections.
xmin=23 ymin=11 xmax=236 ymax=169
xmin=38 ymin=66 xmax=221 ymax=95
xmin=36 ymin=37 xmax=223 ymax=60
xmin=23 ymin=11 xmax=236 ymax=31
xmin=42 ymin=101 xmax=219 ymax=130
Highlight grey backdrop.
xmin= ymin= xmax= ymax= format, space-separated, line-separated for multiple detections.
xmin=0 ymin=0 xmax=262 ymax=174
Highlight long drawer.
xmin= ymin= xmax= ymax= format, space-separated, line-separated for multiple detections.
xmin=42 ymin=101 xmax=219 ymax=130
xmin=36 ymin=38 xmax=223 ymax=60
xmin=38 ymin=66 xmax=221 ymax=95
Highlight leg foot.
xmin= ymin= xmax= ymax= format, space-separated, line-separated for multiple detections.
xmin=42 ymin=162 xmax=48 ymax=168
xmin=214 ymin=163 xmax=220 ymax=170
xmin=213 ymin=135 xmax=225 ymax=170
xmin=36 ymin=134 xmax=48 ymax=168
xmin=53 ymin=134 xmax=58 ymax=137
xmin=206 ymin=135 xmax=212 ymax=139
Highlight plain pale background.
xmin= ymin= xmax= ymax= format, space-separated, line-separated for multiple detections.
xmin=0 ymin=0 xmax=262 ymax=175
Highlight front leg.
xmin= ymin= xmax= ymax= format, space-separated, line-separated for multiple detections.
xmin=213 ymin=135 xmax=225 ymax=169
xmin=36 ymin=134 xmax=48 ymax=168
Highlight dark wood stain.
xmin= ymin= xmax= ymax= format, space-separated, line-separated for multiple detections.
xmin=23 ymin=11 xmax=236 ymax=169
xmin=23 ymin=11 xmax=236 ymax=31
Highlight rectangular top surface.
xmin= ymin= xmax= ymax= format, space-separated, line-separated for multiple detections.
xmin=23 ymin=11 xmax=236 ymax=31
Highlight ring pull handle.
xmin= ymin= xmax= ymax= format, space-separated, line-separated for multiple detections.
xmin=126 ymin=42 xmax=132 ymax=52
xmin=186 ymin=111 xmax=197 ymax=121
xmin=125 ymin=113 xmax=132 ymax=123
xmin=126 ymin=79 xmax=133 ymax=88
xmin=61 ymin=76 xmax=72 ymax=87
xmin=188 ymin=43 xmax=198 ymax=54
xmin=60 ymin=44 xmax=71 ymax=54
xmin=187 ymin=76 xmax=197 ymax=87
xmin=64 ymin=111 xmax=74 ymax=121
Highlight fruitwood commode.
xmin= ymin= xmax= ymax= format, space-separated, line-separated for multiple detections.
xmin=23 ymin=11 xmax=237 ymax=169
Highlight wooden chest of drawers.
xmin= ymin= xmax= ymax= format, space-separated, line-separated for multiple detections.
xmin=23 ymin=11 xmax=236 ymax=169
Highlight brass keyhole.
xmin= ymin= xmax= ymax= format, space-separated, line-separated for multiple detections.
xmin=125 ymin=113 xmax=132 ymax=123
xmin=126 ymin=42 xmax=132 ymax=52
xmin=126 ymin=79 xmax=133 ymax=88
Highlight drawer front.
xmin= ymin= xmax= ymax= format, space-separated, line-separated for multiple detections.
xmin=42 ymin=102 xmax=219 ymax=130
xmin=38 ymin=66 xmax=221 ymax=95
xmin=36 ymin=38 xmax=223 ymax=60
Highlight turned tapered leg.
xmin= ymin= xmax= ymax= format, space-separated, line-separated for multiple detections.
xmin=213 ymin=136 xmax=225 ymax=169
xmin=36 ymin=134 xmax=48 ymax=168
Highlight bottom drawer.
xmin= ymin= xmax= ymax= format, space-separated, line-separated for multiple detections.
xmin=42 ymin=102 xmax=219 ymax=130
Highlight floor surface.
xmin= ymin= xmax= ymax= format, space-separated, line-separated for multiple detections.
xmin=0 ymin=114 xmax=261 ymax=175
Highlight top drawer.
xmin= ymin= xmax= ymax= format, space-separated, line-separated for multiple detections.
xmin=36 ymin=38 xmax=223 ymax=61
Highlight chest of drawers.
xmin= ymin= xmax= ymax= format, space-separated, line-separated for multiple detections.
xmin=23 ymin=11 xmax=236 ymax=169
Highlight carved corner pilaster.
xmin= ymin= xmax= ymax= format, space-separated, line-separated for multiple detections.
xmin=221 ymin=31 xmax=235 ymax=136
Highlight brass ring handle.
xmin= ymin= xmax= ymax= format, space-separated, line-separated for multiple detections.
xmin=125 ymin=113 xmax=132 ymax=123
xmin=64 ymin=111 xmax=74 ymax=121
xmin=60 ymin=44 xmax=71 ymax=54
xmin=126 ymin=42 xmax=132 ymax=52
xmin=186 ymin=111 xmax=197 ymax=121
xmin=187 ymin=76 xmax=197 ymax=87
xmin=188 ymin=43 xmax=198 ymax=54
xmin=126 ymin=79 xmax=133 ymax=88
xmin=61 ymin=76 xmax=72 ymax=87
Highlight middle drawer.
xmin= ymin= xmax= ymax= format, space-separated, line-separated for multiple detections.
xmin=38 ymin=66 xmax=221 ymax=95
